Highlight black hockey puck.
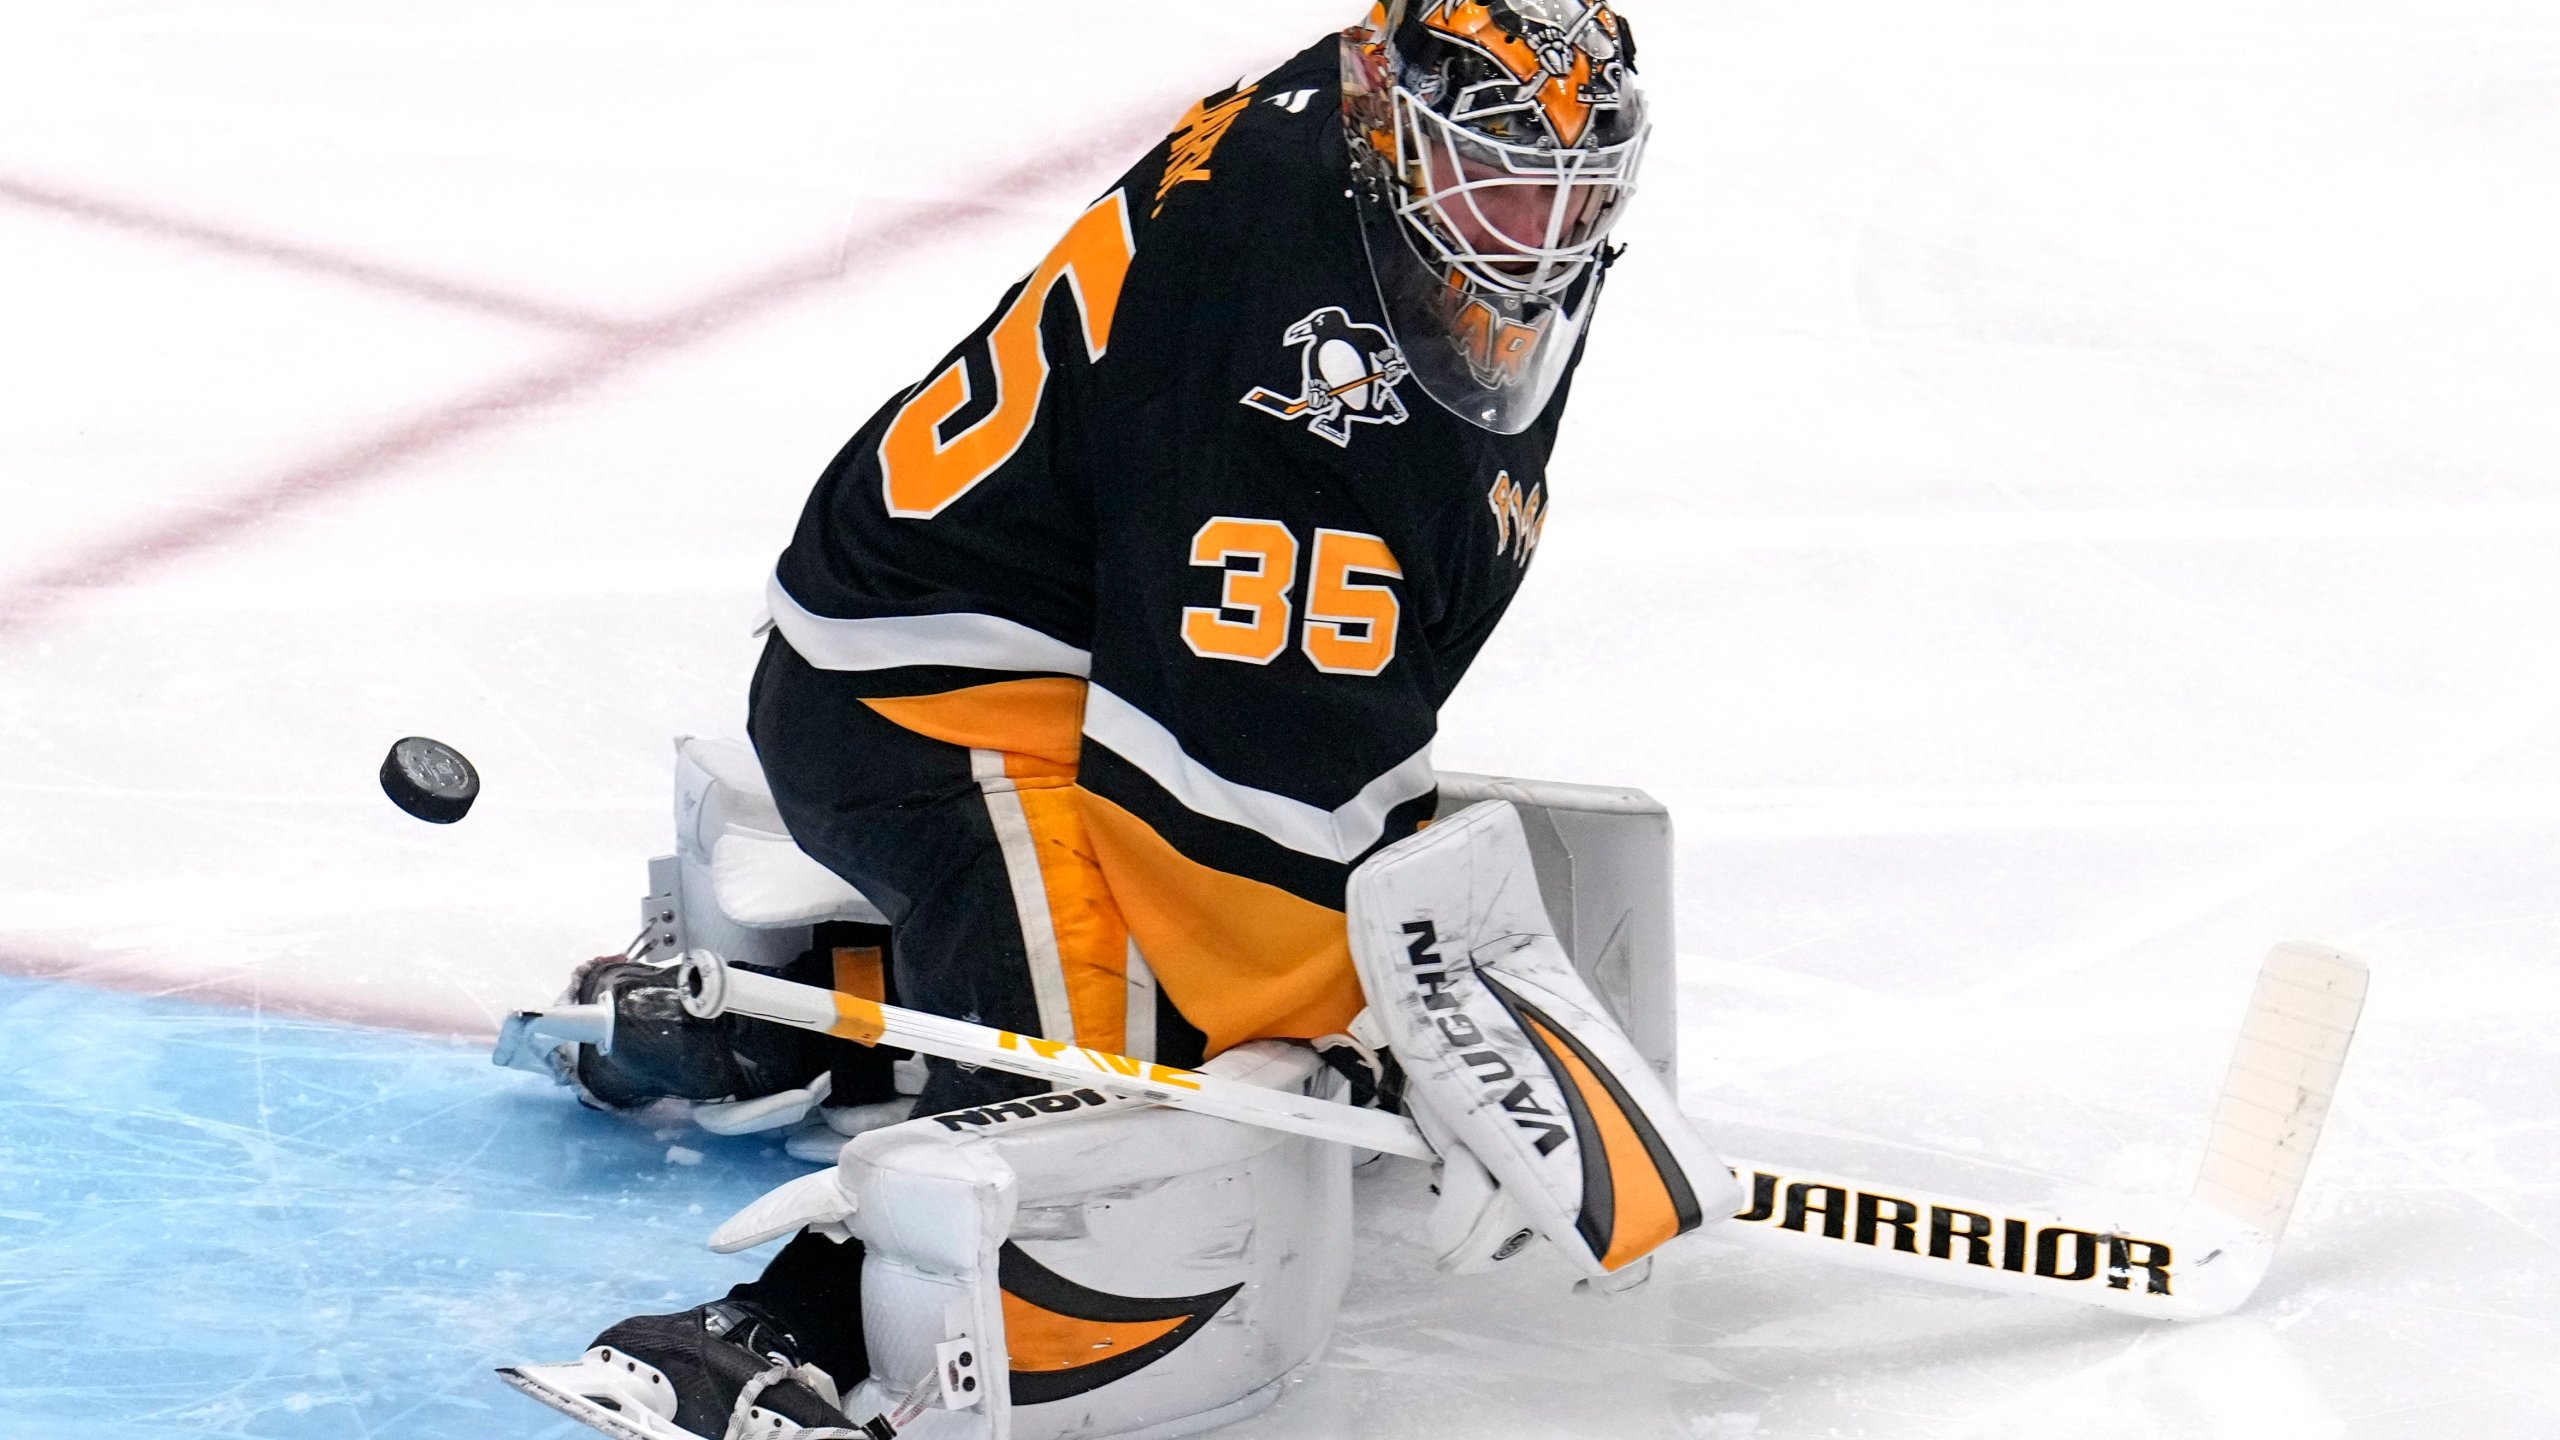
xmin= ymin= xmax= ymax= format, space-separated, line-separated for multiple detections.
xmin=380 ymin=737 xmax=480 ymax=824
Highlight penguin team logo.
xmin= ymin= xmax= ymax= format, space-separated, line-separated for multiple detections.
xmin=1241 ymin=306 xmax=1411 ymax=448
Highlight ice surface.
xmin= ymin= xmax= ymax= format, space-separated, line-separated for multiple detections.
xmin=0 ymin=975 xmax=808 ymax=1440
xmin=3 ymin=0 xmax=2557 ymax=1435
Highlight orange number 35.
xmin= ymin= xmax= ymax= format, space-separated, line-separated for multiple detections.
xmin=879 ymin=193 xmax=1138 ymax=519
xmin=1183 ymin=520 xmax=1403 ymax=678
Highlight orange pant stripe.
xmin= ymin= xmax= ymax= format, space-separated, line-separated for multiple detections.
xmin=1077 ymin=791 xmax=1364 ymax=1056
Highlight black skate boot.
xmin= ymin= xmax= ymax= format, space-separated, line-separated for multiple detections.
xmin=565 ymin=954 xmax=847 ymax=1114
xmin=491 ymin=922 xmax=908 ymax=1137
xmin=500 ymin=1298 xmax=863 ymax=1440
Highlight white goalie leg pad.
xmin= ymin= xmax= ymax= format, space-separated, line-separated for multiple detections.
xmin=723 ymin=1043 xmax=1352 ymax=1440
xmin=1349 ymin=801 xmax=1743 ymax=1280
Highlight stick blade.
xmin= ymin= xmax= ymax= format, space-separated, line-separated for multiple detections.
xmin=2190 ymin=942 xmax=2369 ymax=1240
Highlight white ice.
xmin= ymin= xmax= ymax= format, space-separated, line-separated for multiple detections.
xmin=2 ymin=1 xmax=2556 ymax=1435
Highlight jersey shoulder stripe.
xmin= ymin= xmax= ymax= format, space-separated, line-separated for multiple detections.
xmin=1082 ymin=685 xmax=1434 ymax=865
xmin=768 ymin=571 xmax=1092 ymax=677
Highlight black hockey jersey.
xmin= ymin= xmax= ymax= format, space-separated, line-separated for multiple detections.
xmin=769 ymin=36 xmax=1573 ymax=1055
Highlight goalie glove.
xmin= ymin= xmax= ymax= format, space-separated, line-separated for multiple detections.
xmin=1348 ymin=801 xmax=1742 ymax=1281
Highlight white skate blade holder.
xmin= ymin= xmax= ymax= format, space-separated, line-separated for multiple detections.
xmin=502 ymin=1345 xmax=874 ymax=1440
xmin=693 ymin=1072 xmax=833 ymax=1137
xmin=499 ymin=1353 xmax=692 ymax=1440
xmin=492 ymin=1001 xmax=614 ymax=1077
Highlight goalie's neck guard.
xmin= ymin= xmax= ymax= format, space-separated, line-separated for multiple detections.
xmin=1343 ymin=1 xmax=1650 ymax=434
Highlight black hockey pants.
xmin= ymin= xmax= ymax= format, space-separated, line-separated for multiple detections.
xmin=746 ymin=633 xmax=1205 ymax=1119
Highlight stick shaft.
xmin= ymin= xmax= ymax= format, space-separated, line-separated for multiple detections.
xmin=681 ymin=954 xmax=1435 ymax=1160
xmin=675 ymin=944 xmax=2359 ymax=1322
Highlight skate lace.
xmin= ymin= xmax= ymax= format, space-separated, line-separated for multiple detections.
xmin=724 ymin=1360 xmax=868 ymax=1440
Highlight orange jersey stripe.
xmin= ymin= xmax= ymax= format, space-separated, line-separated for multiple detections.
xmin=859 ymin=678 xmax=1088 ymax=772
xmin=1011 ymin=783 xmax=1134 ymax=1053
xmin=1077 ymin=791 xmax=1365 ymax=1055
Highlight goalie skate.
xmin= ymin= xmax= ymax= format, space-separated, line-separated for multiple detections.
xmin=502 ymin=1352 xmax=863 ymax=1440
xmin=499 ymin=1301 xmax=860 ymax=1440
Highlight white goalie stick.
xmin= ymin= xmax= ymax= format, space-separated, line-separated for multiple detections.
xmin=672 ymin=953 xmax=1439 ymax=1160
xmin=1710 ymin=943 xmax=2369 ymax=1318
xmin=531 ymin=944 xmax=2364 ymax=1321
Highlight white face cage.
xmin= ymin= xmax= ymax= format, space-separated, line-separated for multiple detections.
xmin=1387 ymin=77 xmax=1649 ymax=301
xmin=1340 ymin=7 xmax=1650 ymax=434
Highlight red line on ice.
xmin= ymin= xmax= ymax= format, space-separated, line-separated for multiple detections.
xmin=0 ymin=171 xmax=623 ymax=334
xmin=0 ymin=939 xmax=497 ymax=1042
xmin=0 ymin=112 xmax=1168 ymax=1034
xmin=0 ymin=118 xmax=1158 ymax=644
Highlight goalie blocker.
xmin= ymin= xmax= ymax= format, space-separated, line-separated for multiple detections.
xmin=1348 ymin=801 xmax=1744 ymax=1280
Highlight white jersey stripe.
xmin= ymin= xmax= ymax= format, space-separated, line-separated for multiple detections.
xmin=767 ymin=571 xmax=1093 ymax=677
xmin=1082 ymin=684 xmax=1436 ymax=865
xmin=1123 ymin=939 xmax=1158 ymax=1063
xmin=968 ymin=747 xmax=1010 ymax=785
xmin=978 ymin=760 xmax=1079 ymax=1047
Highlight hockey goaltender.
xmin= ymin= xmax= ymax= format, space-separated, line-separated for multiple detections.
xmin=493 ymin=3 xmax=1704 ymax=1438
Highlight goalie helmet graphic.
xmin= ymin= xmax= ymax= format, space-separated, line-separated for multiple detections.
xmin=1241 ymin=305 xmax=1414 ymax=447
xmin=1343 ymin=1 xmax=1650 ymax=434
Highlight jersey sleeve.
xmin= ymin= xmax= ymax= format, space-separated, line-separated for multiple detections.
xmin=767 ymin=169 xmax=1159 ymax=690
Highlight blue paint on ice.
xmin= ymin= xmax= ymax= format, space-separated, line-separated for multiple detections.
xmin=0 ymin=976 xmax=817 ymax=1440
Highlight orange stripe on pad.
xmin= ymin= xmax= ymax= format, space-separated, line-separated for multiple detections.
xmin=1001 ymin=1290 xmax=1188 ymax=1374
xmin=860 ymin=678 xmax=1087 ymax=772
xmin=1522 ymin=1011 xmax=1684 ymax=1271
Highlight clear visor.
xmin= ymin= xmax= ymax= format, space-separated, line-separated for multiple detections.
xmin=1344 ymin=33 xmax=1647 ymax=434
xmin=1353 ymin=170 xmax=1611 ymax=436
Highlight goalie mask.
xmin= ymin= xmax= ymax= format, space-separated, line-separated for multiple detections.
xmin=1343 ymin=0 xmax=1650 ymax=433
